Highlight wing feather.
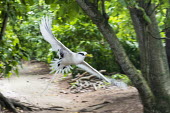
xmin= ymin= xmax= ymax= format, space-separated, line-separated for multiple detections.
xmin=77 ymin=61 xmax=127 ymax=88
xmin=40 ymin=16 xmax=72 ymax=53
xmin=76 ymin=61 xmax=111 ymax=83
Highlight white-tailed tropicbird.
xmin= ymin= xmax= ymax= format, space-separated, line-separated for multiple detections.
xmin=39 ymin=17 xmax=127 ymax=92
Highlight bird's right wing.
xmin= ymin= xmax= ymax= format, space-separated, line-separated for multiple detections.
xmin=77 ymin=61 xmax=127 ymax=88
xmin=40 ymin=16 xmax=72 ymax=54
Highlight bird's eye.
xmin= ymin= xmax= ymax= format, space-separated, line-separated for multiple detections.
xmin=78 ymin=53 xmax=85 ymax=56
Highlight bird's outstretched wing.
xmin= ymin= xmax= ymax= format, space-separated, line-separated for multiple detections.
xmin=40 ymin=16 xmax=72 ymax=53
xmin=77 ymin=61 xmax=127 ymax=88
xmin=77 ymin=61 xmax=111 ymax=83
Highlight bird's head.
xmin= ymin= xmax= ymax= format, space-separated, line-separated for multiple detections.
xmin=77 ymin=52 xmax=93 ymax=58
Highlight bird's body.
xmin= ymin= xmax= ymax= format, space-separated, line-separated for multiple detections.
xmin=39 ymin=17 xmax=127 ymax=91
xmin=50 ymin=51 xmax=87 ymax=74
xmin=61 ymin=52 xmax=86 ymax=65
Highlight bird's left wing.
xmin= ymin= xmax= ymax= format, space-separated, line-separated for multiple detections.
xmin=77 ymin=61 xmax=127 ymax=88
xmin=40 ymin=16 xmax=72 ymax=54
xmin=76 ymin=61 xmax=111 ymax=83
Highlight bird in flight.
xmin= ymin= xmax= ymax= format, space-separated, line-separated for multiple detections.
xmin=39 ymin=17 xmax=127 ymax=90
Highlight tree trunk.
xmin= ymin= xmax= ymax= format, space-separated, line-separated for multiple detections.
xmin=164 ymin=7 xmax=170 ymax=68
xmin=165 ymin=32 xmax=170 ymax=68
xmin=76 ymin=0 xmax=155 ymax=111
xmin=76 ymin=0 xmax=170 ymax=112
xmin=129 ymin=1 xmax=170 ymax=112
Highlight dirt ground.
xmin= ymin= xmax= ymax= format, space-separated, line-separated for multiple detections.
xmin=0 ymin=61 xmax=143 ymax=113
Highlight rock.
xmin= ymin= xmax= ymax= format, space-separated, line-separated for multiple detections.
xmin=60 ymin=90 xmax=68 ymax=94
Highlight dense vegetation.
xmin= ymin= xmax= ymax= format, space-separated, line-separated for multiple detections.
xmin=0 ymin=0 xmax=139 ymax=77
xmin=1 ymin=0 xmax=170 ymax=113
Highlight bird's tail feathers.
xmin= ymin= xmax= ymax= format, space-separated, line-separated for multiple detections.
xmin=40 ymin=70 xmax=58 ymax=95
xmin=98 ymin=73 xmax=127 ymax=89
xmin=97 ymin=73 xmax=111 ymax=83
xmin=41 ymin=59 xmax=73 ymax=95
xmin=50 ymin=58 xmax=72 ymax=74
xmin=110 ymin=79 xmax=128 ymax=89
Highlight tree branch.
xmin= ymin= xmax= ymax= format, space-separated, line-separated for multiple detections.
xmin=101 ymin=0 xmax=109 ymax=21
xmin=148 ymin=31 xmax=170 ymax=40
xmin=0 ymin=12 xmax=8 ymax=41
xmin=149 ymin=3 xmax=161 ymax=16
xmin=93 ymin=0 xmax=98 ymax=10
xmin=0 ymin=92 xmax=17 ymax=113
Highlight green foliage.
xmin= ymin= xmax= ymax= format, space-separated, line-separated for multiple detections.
xmin=45 ymin=0 xmax=55 ymax=5
xmin=111 ymin=74 xmax=132 ymax=85
xmin=2 ymin=0 xmax=168 ymax=78
xmin=16 ymin=7 xmax=53 ymax=62
xmin=0 ymin=0 xmax=30 ymax=77
xmin=0 ymin=28 xmax=25 ymax=77
xmin=107 ymin=0 xmax=140 ymax=68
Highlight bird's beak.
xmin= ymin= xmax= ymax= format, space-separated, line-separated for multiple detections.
xmin=86 ymin=54 xmax=93 ymax=57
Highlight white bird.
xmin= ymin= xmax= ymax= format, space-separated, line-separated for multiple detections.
xmin=39 ymin=17 xmax=127 ymax=91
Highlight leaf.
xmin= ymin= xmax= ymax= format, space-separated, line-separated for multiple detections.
xmin=118 ymin=0 xmax=127 ymax=7
xmin=20 ymin=0 xmax=26 ymax=5
xmin=3 ymin=64 xmax=12 ymax=77
xmin=45 ymin=0 xmax=55 ymax=4
xmin=14 ymin=68 xmax=19 ymax=76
